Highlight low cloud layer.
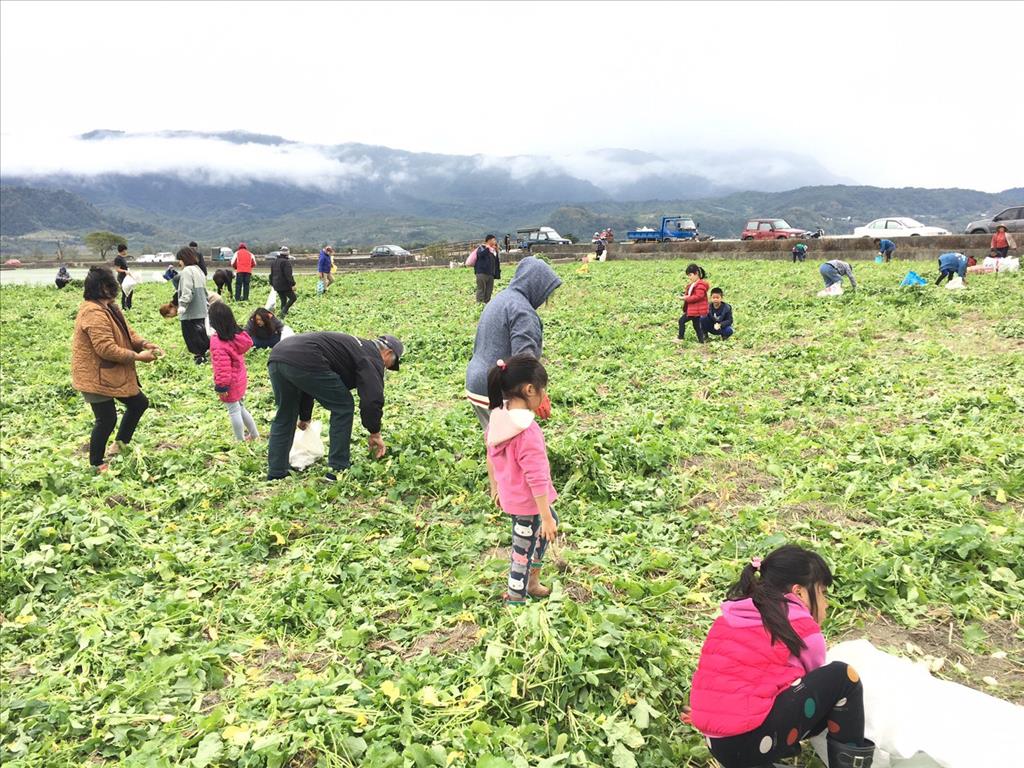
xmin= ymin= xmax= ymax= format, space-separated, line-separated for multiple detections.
xmin=1 ymin=130 xmax=844 ymax=197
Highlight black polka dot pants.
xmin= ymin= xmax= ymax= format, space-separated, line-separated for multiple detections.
xmin=708 ymin=661 xmax=865 ymax=768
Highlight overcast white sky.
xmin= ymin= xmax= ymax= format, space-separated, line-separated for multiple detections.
xmin=1 ymin=0 xmax=1021 ymax=192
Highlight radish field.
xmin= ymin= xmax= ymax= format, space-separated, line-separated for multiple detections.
xmin=1 ymin=259 xmax=1022 ymax=767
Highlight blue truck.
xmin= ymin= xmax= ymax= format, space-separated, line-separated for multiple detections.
xmin=627 ymin=215 xmax=700 ymax=243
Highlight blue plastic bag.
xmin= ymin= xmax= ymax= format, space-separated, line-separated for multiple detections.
xmin=875 ymin=255 xmax=884 ymax=264
xmin=900 ymin=271 xmax=927 ymax=287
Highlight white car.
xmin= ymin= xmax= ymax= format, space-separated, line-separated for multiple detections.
xmin=853 ymin=217 xmax=950 ymax=238
xmin=135 ymin=254 xmax=158 ymax=263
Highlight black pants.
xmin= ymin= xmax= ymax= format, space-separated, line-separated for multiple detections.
xmin=678 ymin=316 xmax=706 ymax=342
xmin=267 ymin=361 xmax=355 ymax=479
xmin=476 ymin=274 xmax=495 ymax=303
xmin=278 ymin=288 xmax=297 ymax=317
xmin=88 ymin=393 xmax=150 ymax=466
xmin=936 ymin=270 xmax=958 ymax=285
xmin=709 ymin=662 xmax=865 ymax=768
xmin=180 ymin=319 xmax=210 ymax=361
xmin=235 ymin=272 xmax=251 ymax=301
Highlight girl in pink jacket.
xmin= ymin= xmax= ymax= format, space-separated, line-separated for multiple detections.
xmin=209 ymin=302 xmax=259 ymax=442
xmin=685 ymin=545 xmax=875 ymax=768
xmin=485 ymin=355 xmax=557 ymax=604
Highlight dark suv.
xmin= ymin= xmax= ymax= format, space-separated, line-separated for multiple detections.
xmin=964 ymin=205 xmax=1024 ymax=234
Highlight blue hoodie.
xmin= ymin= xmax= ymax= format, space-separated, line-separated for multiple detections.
xmin=465 ymin=257 xmax=562 ymax=399
xmin=318 ymin=249 xmax=333 ymax=273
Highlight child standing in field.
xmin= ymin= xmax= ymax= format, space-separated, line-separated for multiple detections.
xmin=683 ymin=545 xmax=876 ymax=768
xmin=485 ymin=355 xmax=558 ymax=604
xmin=677 ymin=263 xmax=709 ymax=343
xmin=208 ymin=302 xmax=259 ymax=442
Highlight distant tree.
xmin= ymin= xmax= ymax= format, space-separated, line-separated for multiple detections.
xmin=564 ymin=233 xmax=579 ymax=243
xmin=84 ymin=231 xmax=127 ymax=259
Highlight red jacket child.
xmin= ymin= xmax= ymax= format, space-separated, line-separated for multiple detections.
xmin=210 ymin=331 xmax=253 ymax=403
xmin=683 ymin=278 xmax=709 ymax=317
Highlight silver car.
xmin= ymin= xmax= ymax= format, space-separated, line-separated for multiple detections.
xmin=964 ymin=205 xmax=1024 ymax=234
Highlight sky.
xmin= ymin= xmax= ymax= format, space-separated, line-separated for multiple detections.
xmin=1 ymin=0 xmax=1021 ymax=193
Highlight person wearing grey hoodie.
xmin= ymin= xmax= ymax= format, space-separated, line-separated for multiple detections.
xmin=465 ymin=256 xmax=562 ymax=428
xmin=176 ymin=246 xmax=210 ymax=364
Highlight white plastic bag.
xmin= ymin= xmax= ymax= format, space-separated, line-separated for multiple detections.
xmin=121 ymin=272 xmax=138 ymax=295
xmin=265 ymin=287 xmax=277 ymax=311
xmin=811 ymin=639 xmax=1023 ymax=767
xmin=289 ymin=420 xmax=324 ymax=469
xmin=817 ymin=283 xmax=844 ymax=297
xmin=945 ymin=275 xmax=965 ymax=290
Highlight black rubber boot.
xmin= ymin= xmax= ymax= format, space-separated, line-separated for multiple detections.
xmin=827 ymin=737 xmax=875 ymax=768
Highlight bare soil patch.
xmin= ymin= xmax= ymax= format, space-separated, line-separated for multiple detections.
xmin=403 ymin=621 xmax=480 ymax=659
xmin=843 ymin=615 xmax=1024 ymax=704
xmin=565 ymin=581 xmax=593 ymax=603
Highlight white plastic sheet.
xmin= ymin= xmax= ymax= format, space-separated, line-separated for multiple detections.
xmin=810 ymin=639 xmax=1023 ymax=767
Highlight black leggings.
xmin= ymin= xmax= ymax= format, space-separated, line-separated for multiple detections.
xmin=678 ymin=316 xmax=706 ymax=342
xmin=89 ymin=393 xmax=150 ymax=466
xmin=709 ymin=662 xmax=865 ymax=768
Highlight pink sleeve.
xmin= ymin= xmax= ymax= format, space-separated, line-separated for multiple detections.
xmin=517 ymin=426 xmax=553 ymax=497
xmin=210 ymin=340 xmax=232 ymax=389
xmin=797 ymin=631 xmax=826 ymax=673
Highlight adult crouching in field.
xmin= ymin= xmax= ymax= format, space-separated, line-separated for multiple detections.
xmin=177 ymin=246 xmax=211 ymax=364
xmin=55 ymin=265 xmax=72 ymax=289
xmin=935 ymin=252 xmax=968 ymax=286
xmin=246 ymin=308 xmax=286 ymax=349
xmin=874 ymin=238 xmax=896 ymax=263
xmin=266 ymin=332 xmax=404 ymax=482
xmin=212 ymin=268 xmax=234 ymax=297
xmin=232 ymin=243 xmax=255 ymax=301
xmin=317 ymin=246 xmax=335 ymax=293
xmin=71 ymin=266 xmax=163 ymax=471
xmin=472 ymin=235 xmax=502 ymax=304
xmin=270 ymin=247 xmax=297 ymax=318
xmin=683 ymin=545 xmax=876 ymax=768
xmin=819 ymin=259 xmax=857 ymax=291
xmin=465 ymin=256 xmax=562 ymax=428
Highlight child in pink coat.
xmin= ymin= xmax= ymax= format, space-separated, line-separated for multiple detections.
xmin=208 ymin=302 xmax=259 ymax=441
xmin=684 ymin=545 xmax=876 ymax=768
xmin=485 ymin=354 xmax=557 ymax=604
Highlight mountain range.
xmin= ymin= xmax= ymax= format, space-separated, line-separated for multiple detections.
xmin=1 ymin=130 xmax=1020 ymax=252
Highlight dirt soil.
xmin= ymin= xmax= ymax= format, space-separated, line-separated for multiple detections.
xmin=842 ymin=614 xmax=1024 ymax=704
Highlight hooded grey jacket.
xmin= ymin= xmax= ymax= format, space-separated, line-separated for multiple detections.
xmin=465 ymin=256 xmax=562 ymax=400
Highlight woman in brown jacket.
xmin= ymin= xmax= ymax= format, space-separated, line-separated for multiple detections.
xmin=72 ymin=266 xmax=163 ymax=470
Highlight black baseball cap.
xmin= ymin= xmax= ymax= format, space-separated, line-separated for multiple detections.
xmin=378 ymin=335 xmax=404 ymax=370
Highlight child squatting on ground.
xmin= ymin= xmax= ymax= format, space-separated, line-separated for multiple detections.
xmin=678 ymin=263 xmax=710 ymax=343
xmin=485 ymin=355 xmax=558 ymax=604
xmin=702 ymin=287 xmax=734 ymax=340
xmin=683 ymin=545 xmax=876 ymax=768
xmin=208 ymin=302 xmax=260 ymax=442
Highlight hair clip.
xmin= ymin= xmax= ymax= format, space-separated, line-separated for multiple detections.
xmin=496 ymin=359 xmax=507 ymax=370
xmin=751 ymin=557 xmax=762 ymax=572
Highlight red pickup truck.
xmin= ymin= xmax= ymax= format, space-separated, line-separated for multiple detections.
xmin=741 ymin=218 xmax=811 ymax=240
